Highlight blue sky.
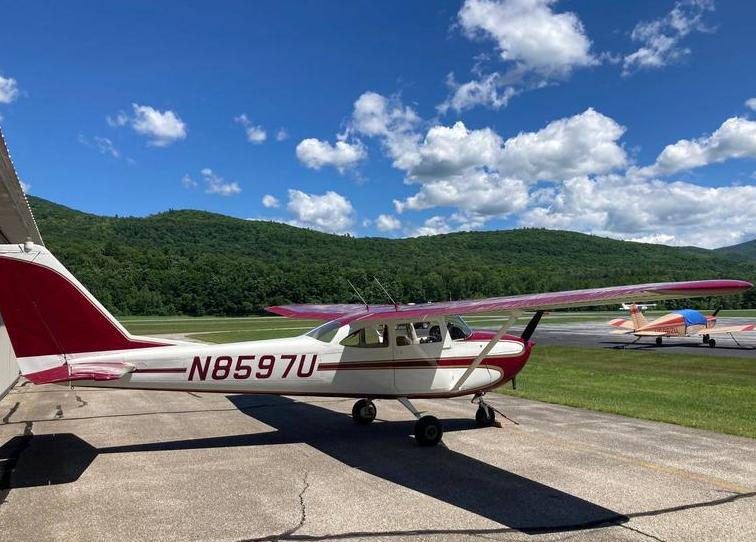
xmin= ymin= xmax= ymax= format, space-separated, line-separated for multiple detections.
xmin=1 ymin=0 xmax=755 ymax=247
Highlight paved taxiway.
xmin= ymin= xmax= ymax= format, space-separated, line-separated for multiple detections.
xmin=508 ymin=317 xmax=756 ymax=359
xmin=1 ymin=382 xmax=754 ymax=541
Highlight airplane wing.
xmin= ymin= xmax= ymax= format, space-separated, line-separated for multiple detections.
xmin=696 ymin=324 xmax=756 ymax=335
xmin=267 ymin=279 xmax=751 ymax=323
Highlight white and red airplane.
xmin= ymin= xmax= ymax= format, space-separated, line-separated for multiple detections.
xmin=0 ymin=241 xmax=751 ymax=445
xmin=609 ymin=303 xmax=756 ymax=347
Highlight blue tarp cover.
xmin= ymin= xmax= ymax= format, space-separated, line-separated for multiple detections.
xmin=673 ymin=309 xmax=707 ymax=326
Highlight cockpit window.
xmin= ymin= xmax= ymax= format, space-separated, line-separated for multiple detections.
xmin=446 ymin=315 xmax=472 ymax=340
xmin=306 ymin=320 xmax=341 ymax=343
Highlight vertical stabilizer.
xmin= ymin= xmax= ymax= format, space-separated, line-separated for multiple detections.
xmin=628 ymin=303 xmax=648 ymax=330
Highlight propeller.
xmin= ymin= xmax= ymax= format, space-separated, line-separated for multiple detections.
xmin=712 ymin=307 xmax=721 ymax=317
xmin=520 ymin=310 xmax=544 ymax=342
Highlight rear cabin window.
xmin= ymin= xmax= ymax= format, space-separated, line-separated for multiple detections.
xmin=340 ymin=324 xmax=388 ymax=348
xmin=306 ymin=321 xmax=341 ymax=343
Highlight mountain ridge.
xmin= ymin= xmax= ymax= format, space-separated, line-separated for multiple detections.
xmin=27 ymin=196 xmax=756 ymax=315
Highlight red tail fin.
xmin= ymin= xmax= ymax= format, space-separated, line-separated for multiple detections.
xmin=0 ymin=244 xmax=167 ymax=381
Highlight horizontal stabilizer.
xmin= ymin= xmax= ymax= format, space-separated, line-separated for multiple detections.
xmin=25 ymin=361 xmax=136 ymax=385
xmin=608 ymin=318 xmax=634 ymax=329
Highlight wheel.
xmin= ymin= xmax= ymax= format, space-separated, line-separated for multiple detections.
xmin=352 ymin=399 xmax=376 ymax=424
xmin=708 ymin=338 xmax=716 ymax=348
xmin=702 ymin=334 xmax=710 ymax=344
xmin=655 ymin=337 xmax=663 ymax=346
xmin=414 ymin=416 xmax=443 ymax=446
xmin=475 ymin=405 xmax=496 ymax=427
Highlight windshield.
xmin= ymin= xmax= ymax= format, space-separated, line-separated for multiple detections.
xmin=306 ymin=320 xmax=342 ymax=342
xmin=446 ymin=315 xmax=472 ymax=340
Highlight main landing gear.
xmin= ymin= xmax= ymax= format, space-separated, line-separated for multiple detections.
xmin=352 ymin=398 xmax=377 ymax=424
xmin=398 ymin=397 xmax=443 ymax=446
xmin=701 ymin=334 xmax=716 ymax=348
xmin=655 ymin=337 xmax=663 ymax=346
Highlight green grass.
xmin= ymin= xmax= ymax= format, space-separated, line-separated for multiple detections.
xmin=496 ymin=345 xmax=756 ymax=439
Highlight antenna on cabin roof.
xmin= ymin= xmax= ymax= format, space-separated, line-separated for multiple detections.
xmin=347 ymin=279 xmax=369 ymax=311
xmin=373 ymin=276 xmax=399 ymax=310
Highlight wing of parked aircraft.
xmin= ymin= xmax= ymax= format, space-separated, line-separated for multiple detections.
xmin=268 ymin=279 xmax=752 ymax=322
xmin=697 ymin=324 xmax=756 ymax=335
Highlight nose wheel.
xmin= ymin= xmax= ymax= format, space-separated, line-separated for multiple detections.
xmin=352 ymin=399 xmax=377 ymax=424
xmin=475 ymin=405 xmax=496 ymax=427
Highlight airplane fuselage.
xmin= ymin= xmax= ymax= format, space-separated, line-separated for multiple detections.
xmin=46 ymin=329 xmax=533 ymax=399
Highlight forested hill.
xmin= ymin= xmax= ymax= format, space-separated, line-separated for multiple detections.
xmin=715 ymin=239 xmax=756 ymax=262
xmin=28 ymin=196 xmax=756 ymax=315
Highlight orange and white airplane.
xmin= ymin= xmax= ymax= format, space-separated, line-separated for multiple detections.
xmin=609 ymin=303 xmax=756 ymax=347
xmin=0 ymin=242 xmax=751 ymax=445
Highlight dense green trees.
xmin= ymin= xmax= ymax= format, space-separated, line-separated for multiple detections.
xmin=29 ymin=196 xmax=756 ymax=315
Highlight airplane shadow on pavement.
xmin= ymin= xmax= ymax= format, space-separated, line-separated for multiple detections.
xmin=0 ymin=394 xmax=628 ymax=534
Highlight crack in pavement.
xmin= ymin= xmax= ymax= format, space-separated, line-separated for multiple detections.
xmin=249 ymin=471 xmax=310 ymax=542
xmin=75 ymin=395 xmax=88 ymax=408
xmin=54 ymin=405 xmax=63 ymax=419
xmin=617 ymin=522 xmax=666 ymax=542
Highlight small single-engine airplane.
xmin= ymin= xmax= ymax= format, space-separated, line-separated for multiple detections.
xmin=619 ymin=302 xmax=656 ymax=311
xmin=609 ymin=303 xmax=756 ymax=348
xmin=0 ymin=242 xmax=751 ymax=445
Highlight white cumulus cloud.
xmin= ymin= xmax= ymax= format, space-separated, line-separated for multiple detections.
xmin=498 ymin=108 xmax=627 ymax=181
xmin=286 ymin=189 xmax=355 ymax=234
xmin=458 ymin=0 xmax=596 ymax=77
xmin=296 ymin=138 xmax=366 ymax=172
xmin=642 ymin=116 xmax=756 ymax=176
xmin=109 ymin=104 xmax=187 ymax=147
xmin=262 ymin=194 xmax=280 ymax=208
xmin=275 ymin=128 xmax=289 ymax=141
xmin=745 ymin=97 xmax=756 ymax=111
xmin=0 ymin=75 xmax=20 ymax=104
xmin=439 ymin=72 xmax=517 ymax=114
xmin=623 ymin=0 xmax=714 ymax=76
xmin=376 ymin=214 xmax=401 ymax=232
xmin=521 ymin=174 xmax=756 ymax=248
xmin=235 ymin=114 xmax=267 ymax=144
xmin=183 ymin=168 xmax=241 ymax=196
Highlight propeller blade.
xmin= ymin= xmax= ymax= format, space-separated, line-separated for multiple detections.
xmin=521 ymin=310 xmax=544 ymax=342
xmin=712 ymin=307 xmax=721 ymax=317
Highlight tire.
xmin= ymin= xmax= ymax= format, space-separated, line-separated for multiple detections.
xmin=702 ymin=334 xmax=710 ymax=344
xmin=655 ymin=337 xmax=663 ymax=346
xmin=414 ymin=416 xmax=443 ymax=446
xmin=352 ymin=399 xmax=376 ymax=424
xmin=708 ymin=339 xmax=716 ymax=348
xmin=475 ymin=406 xmax=496 ymax=427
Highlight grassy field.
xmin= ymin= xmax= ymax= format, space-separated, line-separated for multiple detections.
xmin=118 ymin=314 xmax=755 ymax=438
xmin=497 ymin=346 xmax=756 ymax=439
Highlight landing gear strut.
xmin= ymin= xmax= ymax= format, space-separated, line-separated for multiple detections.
xmin=352 ymin=399 xmax=377 ymax=424
xmin=398 ymin=397 xmax=443 ymax=446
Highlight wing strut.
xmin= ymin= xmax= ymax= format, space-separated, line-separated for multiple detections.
xmin=451 ymin=312 xmax=521 ymax=392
